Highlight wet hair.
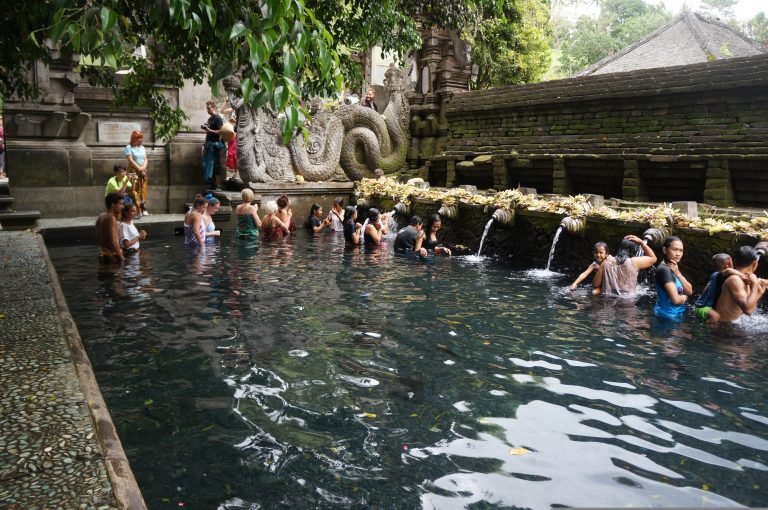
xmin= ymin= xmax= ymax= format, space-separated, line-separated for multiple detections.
xmin=613 ymin=239 xmax=638 ymax=265
xmin=368 ymin=208 xmax=380 ymax=222
xmin=712 ymin=253 xmax=731 ymax=269
xmin=409 ymin=215 xmax=423 ymax=226
xmin=113 ymin=164 xmax=126 ymax=173
xmin=333 ymin=197 xmax=343 ymax=207
xmin=593 ymin=241 xmax=608 ymax=252
xmin=122 ymin=204 xmax=136 ymax=218
xmin=662 ymin=236 xmax=683 ymax=262
xmin=193 ymin=194 xmax=208 ymax=208
xmin=343 ymin=205 xmax=357 ymax=222
xmin=205 ymin=194 xmax=220 ymax=207
xmin=310 ymin=203 xmax=322 ymax=217
xmin=241 ymin=188 xmax=254 ymax=203
xmin=277 ymin=194 xmax=290 ymax=209
xmin=130 ymin=130 xmax=144 ymax=146
xmin=263 ymin=200 xmax=278 ymax=215
xmin=105 ymin=192 xmax=123 ymax=209
xmin=425 ymin=213 xmax=442 ymax=232
xmin=732 ymin=245 xmax=759 ymax=268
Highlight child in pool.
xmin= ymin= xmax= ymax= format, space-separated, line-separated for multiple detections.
xmin=694 ymin=253 xmax=746 ymax=323
xmin=569 ymin=241 xmax=609 ymax=292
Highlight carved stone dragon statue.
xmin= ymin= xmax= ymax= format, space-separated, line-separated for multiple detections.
xmin=224 ymin=65 xmax=410 ymax=183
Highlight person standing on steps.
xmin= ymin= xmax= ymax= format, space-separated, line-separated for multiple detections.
xmin=201 ymin=101 xmax=225 ymax=190
xmin=124 ymin=130 xmax=149 ymax=217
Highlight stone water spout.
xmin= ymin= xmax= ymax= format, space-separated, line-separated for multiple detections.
xmin=394 ymin=202 xmax=410 ymax=216
xmin=756 ymin=241 xmax=768 ymax=258
xmin=642 ymin=227 xmax=671 ymax=246
xmin=491 ymin=209 xmax=515 ymax=226
xmin=438 ymin=204 xmax=459 ymax=220
xmin=559 ymin=216 xmax=585 ymax=236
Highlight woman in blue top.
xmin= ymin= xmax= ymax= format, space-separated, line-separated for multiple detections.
xmin=125 ymin=130 xmax=149 ymax=216
xmin=654 ymin=236 xmax=693 ymax=319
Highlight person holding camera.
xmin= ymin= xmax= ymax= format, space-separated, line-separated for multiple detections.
xmin=105 ymin=164 xmax=134 ymax=199
xmin=201 ymin=101 xmax=225 ymax=189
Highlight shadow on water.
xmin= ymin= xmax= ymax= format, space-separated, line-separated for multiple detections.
xmin=48 ymin=234 xmax=768 ymax=509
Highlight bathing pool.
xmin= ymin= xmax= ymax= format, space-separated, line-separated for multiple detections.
xmin=49 ymin=234 xmax=768 ymax=509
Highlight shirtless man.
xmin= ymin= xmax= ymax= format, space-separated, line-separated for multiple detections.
xmin=96 ymin=192 xmax=125 ymax=264
xmin=714 ymin=245 xmax=768 ymax=322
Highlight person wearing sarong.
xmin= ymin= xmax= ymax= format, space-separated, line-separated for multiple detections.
xmin=125 ymin=130 xmax=149 ymax=216
xmin=593 ymin=235 xmax=656 ymax=297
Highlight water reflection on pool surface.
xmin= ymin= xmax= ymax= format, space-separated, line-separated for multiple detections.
xmin=49 ymin=234 xmax=768 ymax=509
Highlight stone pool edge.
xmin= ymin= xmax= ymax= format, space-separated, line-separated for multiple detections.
xmin=36 ymin=234 xmax=148 ymax=510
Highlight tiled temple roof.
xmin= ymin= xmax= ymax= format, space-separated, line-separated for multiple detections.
xmin=576 ymin=12 xmax=765 ymax=76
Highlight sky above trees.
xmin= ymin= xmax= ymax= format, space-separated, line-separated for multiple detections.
xmin=556 ymin=0 xmax=764 ymax=22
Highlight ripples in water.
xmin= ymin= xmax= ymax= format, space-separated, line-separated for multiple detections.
xmin=48 ymin=235 xmax=768 ymax=509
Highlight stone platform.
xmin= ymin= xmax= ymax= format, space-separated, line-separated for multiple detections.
xmin=0 ymin=231 xmax=145 ymax=509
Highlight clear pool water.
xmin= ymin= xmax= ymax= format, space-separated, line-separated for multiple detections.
xmin=49 ymin=234 xmax=768 ymax=509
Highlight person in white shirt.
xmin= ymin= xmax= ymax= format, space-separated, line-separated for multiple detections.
xmin=119 ymin=205 xmax=147 ymax=255
xmin=328 ymin=197 xmax=345 ymax=232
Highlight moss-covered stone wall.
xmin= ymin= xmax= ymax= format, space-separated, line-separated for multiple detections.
xmin=426 ymin=54 xmax=768 ymax=208
xmin=366 ymin=196 xmax=768 ymax=289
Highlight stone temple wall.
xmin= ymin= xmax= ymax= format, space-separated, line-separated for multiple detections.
xmin=3 ymin=63 xmax=213 ymax=218
xmin=425 ymin=54 xmax=768 ymax=208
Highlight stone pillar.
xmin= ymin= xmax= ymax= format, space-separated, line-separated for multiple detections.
xmin=446 ymin=160 xmax=457 ymax=188
xmin=493 ymin=157 xmax=506 ymax=190
xmin=671 ymin=201 xmax=699 ymax=219
xmin=622 ymin=160 xmax=647 ymax=201
xmin=552 ymin=158 xmax=571 ymax=195
xmin=703 ymin=159 xmax=734 ymax=207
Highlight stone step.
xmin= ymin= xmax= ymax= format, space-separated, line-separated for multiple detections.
xmin=0 ymin=210 xmax=42 ymax=231
xmin=0 ymin=181 xmax=9 ymax=196
xmin=0 ymin=196 xmax=14 ymax=211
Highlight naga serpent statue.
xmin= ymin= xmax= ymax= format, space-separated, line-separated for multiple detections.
xmin=224 ymin=65 xmax=410 ymax=183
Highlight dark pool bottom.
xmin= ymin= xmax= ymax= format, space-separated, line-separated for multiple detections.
xmin=49 ymin=234 xmax=768 ymax=509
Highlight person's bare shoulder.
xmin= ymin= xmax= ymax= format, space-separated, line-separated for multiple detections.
xmin=723 ymin=273 xmax=746 ymax=292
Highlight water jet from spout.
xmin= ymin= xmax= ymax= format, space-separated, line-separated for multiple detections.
xmin=545 ymin=226 xmax=564 ymax=271
xmin=477 ymin=218 xmax=495 ymax=257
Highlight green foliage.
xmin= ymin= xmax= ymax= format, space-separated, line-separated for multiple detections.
xmin=2 ymin=0 xmax=558 ymax=139
xmin=466 ymin=0 xmax=552 ymax=88
xmin=700 ymin=0 xmax=738 ymax=19
xmin=558 ymin=0 xmax=672 ymax=76
xmin=744 ymin=12 xmax=768 ymax=47
xmin=0 ymin=2 xmax=59 ymax=102
xmin=5 ymin=0 xmax=342 ymax=142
